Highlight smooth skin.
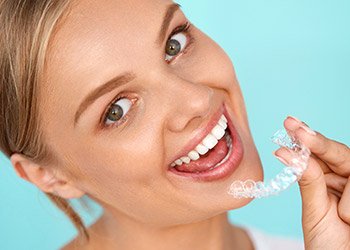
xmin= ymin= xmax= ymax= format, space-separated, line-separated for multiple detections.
xmin=10 ymin=0 xmax=262 ymax=249
xmin=275 ymin=117 xmax=350 ymax=250
xmin=9 ymin=0 xmax=350 ymax=249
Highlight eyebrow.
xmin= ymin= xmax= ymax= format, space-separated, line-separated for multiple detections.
xmin=156 ymin=3 xmax=181 ymax=45
xmin=74 ymin=73 xmax=136 ymax=126
xmin=74 ymin=3 xmax=181 ymax=127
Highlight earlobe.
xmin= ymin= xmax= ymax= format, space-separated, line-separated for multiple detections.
xmin=10 ymin=153 xmax=85 ymax=199
xmin=52 ymin=181 xmax=86 ymax=199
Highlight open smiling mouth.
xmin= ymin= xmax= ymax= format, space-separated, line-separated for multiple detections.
xmin=168 ymin=104 xmax=244 ymax=182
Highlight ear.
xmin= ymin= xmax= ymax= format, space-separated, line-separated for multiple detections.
xmin=10 ymin=153 xmax=85 ymax=199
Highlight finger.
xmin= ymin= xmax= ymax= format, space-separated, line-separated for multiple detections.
xmin=273 ymin=147 xmax=331 ymax=174
xmin=275 ymin=147 xmax=345 ymax=192
xmin=310 ymin=153 xmax=332 ymax=174
xmin=327 ymin=187 xmax=342 ymax=200
xmin=284 ymin=116 xmax=350 ymax=176
xmin=324 ymin=172 xmax=347 ymax=193
xmin=283 ymin=115 xmax=302 ymax=131
xmin=338 ymin=177 xmax=350 ymax=224
xmin=295 ymin=128 xmax=350 ymax=174
xmin=283 ymin=115 xmax=312 ymax=134
xmin=274 ymin=147 xmax=330 ymax=225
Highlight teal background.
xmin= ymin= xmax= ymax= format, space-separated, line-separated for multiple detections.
xmin=1 ymin=0 xmax=349 ymax=249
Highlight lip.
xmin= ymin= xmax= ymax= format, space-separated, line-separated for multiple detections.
xmin=168 ymin=103 xmax=244 ymax=182
xmin=168 ymin=104 xmax=225 ymax=167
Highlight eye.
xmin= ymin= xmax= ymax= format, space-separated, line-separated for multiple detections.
xmin=103 ymin=98 xmax=132 ymax=127
xmin=165 ymin=33 xmax=188 ymax=62
xmin=165 ymin=22 xmax=192 ymax=62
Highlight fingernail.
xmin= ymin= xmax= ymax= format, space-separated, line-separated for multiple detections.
xmin=300 ymin=124 xmax=317 ymax=136
xmin=272 ymin=151 xmax=289 ymax=166
xmin=287 ymin=115 xmax=302 ymax=123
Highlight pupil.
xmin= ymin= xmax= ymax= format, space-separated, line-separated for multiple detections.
xmin=166 ymin=39 xmax=181 ymax=56
xmin=108 ymin=105 xmax=123 ymax=121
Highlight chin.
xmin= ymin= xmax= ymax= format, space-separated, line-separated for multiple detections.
xmin=164 ymin=100 xmax=264 ymax=212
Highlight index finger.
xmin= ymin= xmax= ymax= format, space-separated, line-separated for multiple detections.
xmin=284 ymin=116 xmax=350 ymax=176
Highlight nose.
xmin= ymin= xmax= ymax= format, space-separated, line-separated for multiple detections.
xmin=164 ymin=78 xmax=213 ymax=133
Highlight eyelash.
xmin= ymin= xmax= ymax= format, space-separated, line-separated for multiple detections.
xmin=166 ymin=21 xmax=194 ymax=63
xmin=100 ymin=21 xmax=194 ymax=130
xmin=99 ymin=93 xmax=137 ymax=130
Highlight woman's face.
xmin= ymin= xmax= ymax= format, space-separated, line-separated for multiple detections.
xmin=42 ymin=0 xmax=263 ymax=226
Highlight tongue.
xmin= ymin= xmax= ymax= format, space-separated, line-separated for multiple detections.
xmin=175 ymin=136 xmax=229 ymax=173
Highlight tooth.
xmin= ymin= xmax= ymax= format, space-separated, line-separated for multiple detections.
xmin=170 ymin=162 xmax=176 ymax=167
xmin=195 ymin=144 xmax=209 ymax=155
xmin=175 ymin=159 xmax=183 ymax=166
xmin=180 ymin=156 xmax=191 ymax=164
xmin=211 ymin=124 xmax=225 ymax=140
xmin=202 ymin=134 xmax=218 ymax=149
xmin=218 ymin=119 xmax=227 ymax=130
xmin=221 ymin=115 xmax=227 ymax=123
xmin=188 ymin=150 xmax=200 ymax=161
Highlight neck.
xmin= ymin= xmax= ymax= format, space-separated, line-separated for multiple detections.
xmin=84 ymin=207 xmax=253 ymax=250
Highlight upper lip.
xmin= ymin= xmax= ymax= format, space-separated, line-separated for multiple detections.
xmin=168 ymin=104 xmax=225 ymax=167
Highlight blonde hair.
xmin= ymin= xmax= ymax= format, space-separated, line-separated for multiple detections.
xmin=0 ymin=0 xmax=89 ymax=241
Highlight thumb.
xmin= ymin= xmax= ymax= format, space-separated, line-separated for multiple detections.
xmin=274 ymin=149 xmax=330 ymax=227
xmin=298 ymin=155 xmax=330 ymax=226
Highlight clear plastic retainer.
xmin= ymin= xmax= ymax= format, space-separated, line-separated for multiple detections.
xmin=228 ymin=128 xmax=311 ymax=199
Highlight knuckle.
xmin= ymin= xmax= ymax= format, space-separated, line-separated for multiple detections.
xmin=336 ymin=142 xmax=350 ymax=166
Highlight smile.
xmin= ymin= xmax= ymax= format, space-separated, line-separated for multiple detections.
xmin=168 ymin=104 xmax=244 ymax=182
xmin=170 ymin=114 xmax=230 ymax=168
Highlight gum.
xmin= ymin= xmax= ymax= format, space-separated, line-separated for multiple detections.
xmin=228 ymin=128 xmax=311 ymax=199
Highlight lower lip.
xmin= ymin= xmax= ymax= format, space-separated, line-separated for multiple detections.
xmin=168 ymin=106 xmax=244 ymax=182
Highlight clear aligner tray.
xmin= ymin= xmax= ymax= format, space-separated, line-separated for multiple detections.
xmin=228 ymin=128 xmax=311 ymax=199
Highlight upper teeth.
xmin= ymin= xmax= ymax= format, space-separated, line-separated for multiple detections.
xmin=170 ymin=114 xmax=229 ymax=167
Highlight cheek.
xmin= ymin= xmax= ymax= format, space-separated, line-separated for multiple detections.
xmin=67 ymin=134 xmax=191 ymax=225
xmin=80 ymin=150 xmax=155 ymax=190
xmin=71 ymin=127 xmax=165 ymax=199
xmin=192 ymin=33 xmax=250 ymax=132
xmin=183 ymin=31 xmax=238 ymax=92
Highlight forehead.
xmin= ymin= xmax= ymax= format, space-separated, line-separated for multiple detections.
xmin=47 ymin=0 xmax=173 ymax=76
xmin=41 ymin=0 xmax=177 ymax=128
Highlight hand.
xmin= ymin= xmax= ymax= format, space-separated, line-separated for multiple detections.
xmin=273 ymin=116 xmax=350 ymax=250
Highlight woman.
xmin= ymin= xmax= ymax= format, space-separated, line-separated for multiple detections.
xmin=1 ymin=0 xmax=349 ymax=249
